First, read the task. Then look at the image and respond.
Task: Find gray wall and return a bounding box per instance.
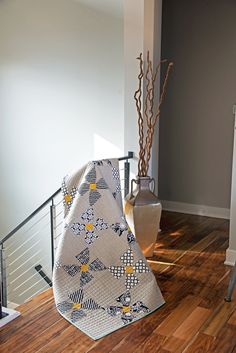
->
[159,0,236,208]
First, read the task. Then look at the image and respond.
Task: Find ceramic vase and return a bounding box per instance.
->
[125,176,162,257]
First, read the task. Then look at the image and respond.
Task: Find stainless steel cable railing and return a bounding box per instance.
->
[0,152,133,309]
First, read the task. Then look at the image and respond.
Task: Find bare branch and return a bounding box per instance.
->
[134,53,145,176]
[134,50,173,177]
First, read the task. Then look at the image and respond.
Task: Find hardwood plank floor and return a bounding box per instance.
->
[0,211,235,353]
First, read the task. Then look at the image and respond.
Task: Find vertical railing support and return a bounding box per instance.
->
[50,199,56,271]
[0,244,7,308]
[124,151,133,197]
[0,245,2,318]
[124,159,130,197]
[225,262,236,302]
[0,279,2,319]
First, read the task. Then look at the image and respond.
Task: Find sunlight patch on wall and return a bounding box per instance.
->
[93,133,123,160]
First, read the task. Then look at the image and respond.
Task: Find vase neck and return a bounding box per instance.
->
[132,176,159,206]
[137,177,152,190]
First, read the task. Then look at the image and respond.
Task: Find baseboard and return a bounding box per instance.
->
[161,200,230,220]
[0,307,20,327]
[225,248,236,266]
[7,301,19,309]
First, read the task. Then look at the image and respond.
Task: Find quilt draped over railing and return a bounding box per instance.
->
[53,159,165,340]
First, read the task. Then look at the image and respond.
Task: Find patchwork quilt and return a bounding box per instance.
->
[52,158,165,340]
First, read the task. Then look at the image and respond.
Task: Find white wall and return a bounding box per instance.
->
[124,0,162,182]
[124,0,144,176]
[0,0,124,236]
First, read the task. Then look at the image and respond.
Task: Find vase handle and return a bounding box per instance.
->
[149,178,155,194]
[131,178,138,197]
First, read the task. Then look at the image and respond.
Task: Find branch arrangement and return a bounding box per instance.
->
[134,52,173,177]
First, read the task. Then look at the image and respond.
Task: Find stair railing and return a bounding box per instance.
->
[0,152,134,310]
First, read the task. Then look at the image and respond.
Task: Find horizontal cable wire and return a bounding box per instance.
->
[6,210,50,251]
[7,250,41,276]
[7,228,47,258]
[19,277,50,297]
[11,271,40,292]
[7,254,51,289]
[8,240,41,266]
[55,198,63,207]
[6,220,51,257]
[26,284,50,301]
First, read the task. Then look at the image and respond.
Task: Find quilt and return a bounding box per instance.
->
[52,158,165,340]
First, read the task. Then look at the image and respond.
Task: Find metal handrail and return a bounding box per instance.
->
[0,152,134,246]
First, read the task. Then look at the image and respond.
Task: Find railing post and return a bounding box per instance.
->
[0,244,7,308]
[225,262,236,302]
[0,245,2,318]
[124,157,131,197]
[50,199,56,271]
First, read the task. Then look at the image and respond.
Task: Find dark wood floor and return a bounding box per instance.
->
[1,211,236,353]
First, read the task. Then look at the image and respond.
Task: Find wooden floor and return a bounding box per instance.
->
[1,211,236,353]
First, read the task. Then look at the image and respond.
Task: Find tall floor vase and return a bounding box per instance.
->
[124,176,162,257]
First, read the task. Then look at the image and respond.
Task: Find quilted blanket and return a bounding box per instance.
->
[53,159,165,340]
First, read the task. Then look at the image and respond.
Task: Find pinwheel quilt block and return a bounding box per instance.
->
[108,249,150,289]
[78,166,108,206]
[62,247,106,287]
[69,207,109,245]
[107,291,150,324]
[57,289,103,323]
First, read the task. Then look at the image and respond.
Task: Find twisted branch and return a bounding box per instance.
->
[134,53,145,176]
[145,61,173,172]
[134,51,173,176]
